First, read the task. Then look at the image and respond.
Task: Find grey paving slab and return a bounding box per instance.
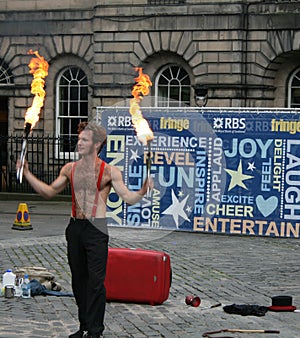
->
[0,198,299,338]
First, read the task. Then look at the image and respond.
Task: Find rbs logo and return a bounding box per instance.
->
[108,115,132,127]
[213,117,246,131]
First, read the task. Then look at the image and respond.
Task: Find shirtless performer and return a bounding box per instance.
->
[17,122,152,338]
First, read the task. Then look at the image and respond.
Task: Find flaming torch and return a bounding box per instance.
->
[129,67,154,196]
[16,50,49,183]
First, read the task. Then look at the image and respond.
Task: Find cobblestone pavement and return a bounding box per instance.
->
[0,198,299,338]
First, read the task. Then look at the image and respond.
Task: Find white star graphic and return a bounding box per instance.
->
[186,205,192,213]
[247,162,256,171]
[162,190,190,228]
[224,160,254,191]
[129,149,141,162]
[178,190,184,197]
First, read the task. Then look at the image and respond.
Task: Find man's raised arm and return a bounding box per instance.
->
[17,160,70,199]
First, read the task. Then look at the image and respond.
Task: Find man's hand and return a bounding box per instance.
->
[141,176,154,196]
[16,158,29,177]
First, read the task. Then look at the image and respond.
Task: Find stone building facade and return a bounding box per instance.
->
[0,0,300,138]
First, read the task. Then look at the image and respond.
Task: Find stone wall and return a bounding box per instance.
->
[0,0,299,134]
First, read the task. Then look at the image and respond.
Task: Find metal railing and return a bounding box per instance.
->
[0,135,77,194]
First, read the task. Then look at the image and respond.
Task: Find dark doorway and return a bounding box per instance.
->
[0,96,8,191]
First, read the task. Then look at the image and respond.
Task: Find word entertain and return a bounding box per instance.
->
[194,217,299,238]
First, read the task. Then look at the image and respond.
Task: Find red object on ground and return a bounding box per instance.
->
[185,295,201,307]
[105,247,171,305]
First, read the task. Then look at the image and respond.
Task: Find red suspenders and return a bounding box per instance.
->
[70,160,105,218]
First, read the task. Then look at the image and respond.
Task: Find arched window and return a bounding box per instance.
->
[56,67,88,154]
[155,65,191,107]
[288,67,300,108]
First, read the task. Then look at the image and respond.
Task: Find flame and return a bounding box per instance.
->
[24,50,49,129]
[129,67,154,145]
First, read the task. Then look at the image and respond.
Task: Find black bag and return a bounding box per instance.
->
[223,304,269,316]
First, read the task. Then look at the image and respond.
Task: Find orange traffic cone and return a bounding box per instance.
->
[12,203,33,230]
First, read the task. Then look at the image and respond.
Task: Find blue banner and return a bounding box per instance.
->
[101,108,300,238]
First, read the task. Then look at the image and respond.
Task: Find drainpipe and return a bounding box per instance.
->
[241,1,250,107]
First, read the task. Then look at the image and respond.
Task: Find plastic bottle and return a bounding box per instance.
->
[2,269,16,288]
[21,274,31,299]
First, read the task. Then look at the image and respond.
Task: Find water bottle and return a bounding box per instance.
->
[21,274,31,299]
[2,269,16,288]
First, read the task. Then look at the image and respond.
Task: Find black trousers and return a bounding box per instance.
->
[65,218,109,336]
